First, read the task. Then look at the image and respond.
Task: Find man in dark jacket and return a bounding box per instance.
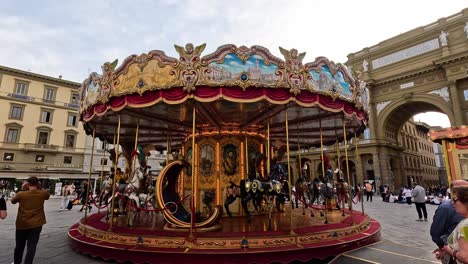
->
[430,180,468,263]
[11,176,50,264]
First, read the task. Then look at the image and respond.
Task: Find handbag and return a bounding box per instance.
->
[67,200,73,210]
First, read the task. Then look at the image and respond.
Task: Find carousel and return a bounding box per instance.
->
[68,43,381,264]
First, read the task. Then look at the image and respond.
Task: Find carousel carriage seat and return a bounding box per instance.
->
[156,160,222,230]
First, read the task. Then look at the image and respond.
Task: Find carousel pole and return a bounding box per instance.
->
[342,115,354,225]
[84,128,96,221]
[132,120,140,179]
[320,116,328,224]
[267,120,270,175]
[245,136,249,177]
[109,115,121,231]
[285,108,294,234]
[335,127,341,173]
[335,126,345,217]
[189,104,196,240]
[297,124,302,181]
[307,146,312,180]
[354,130,364,215]
[98,141,106,214]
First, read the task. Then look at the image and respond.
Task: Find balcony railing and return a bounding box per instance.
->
[0,142,84,153]
[24,143,59,152]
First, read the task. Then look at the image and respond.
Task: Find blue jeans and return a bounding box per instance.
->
[14,226,42,264]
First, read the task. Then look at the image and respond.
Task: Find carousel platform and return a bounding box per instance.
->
[68,205,380,264]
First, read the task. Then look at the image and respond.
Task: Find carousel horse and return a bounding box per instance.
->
[307,178,325,217]
[202,189,216,216]
[224,171,290,222]
[293,176,309,215]
[335,177,349,214]
[98,176,113,206]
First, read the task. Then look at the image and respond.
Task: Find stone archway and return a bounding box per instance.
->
[377,94,454,142]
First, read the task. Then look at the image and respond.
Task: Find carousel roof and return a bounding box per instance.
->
[79,43,369,150]
[429,126,468,143]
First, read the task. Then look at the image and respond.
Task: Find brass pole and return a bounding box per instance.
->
[353,131,359,190]
[320,117,328,224]
[320,118,325,178]
[267,120,270,175]
[98,141,106,214]
[245,136,249,177]
[442,139,452,186]
[131,121,140,181]
[342,116,354,225]
[109,115,121,231]
[285,108,294,234]
[354,131,364,215]
[189,104,196,240]
[84,128,96,221]
[335,127,341,172]
[297,124,302,181]
[166,133,170,164]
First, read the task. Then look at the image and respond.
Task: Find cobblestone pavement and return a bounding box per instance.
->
[0,195,440,264]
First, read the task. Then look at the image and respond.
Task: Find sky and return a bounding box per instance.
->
[1,0,465,128]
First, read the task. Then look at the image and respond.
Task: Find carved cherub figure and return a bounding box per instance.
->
[174,43,206,70]
[279,47,306,74]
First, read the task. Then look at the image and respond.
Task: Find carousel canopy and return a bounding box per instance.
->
[79,44,369,150]
[429,126,468,144]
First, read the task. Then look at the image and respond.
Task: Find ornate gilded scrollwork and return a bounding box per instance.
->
[279,47,307,95]
[100,59,118,103]
[174,43,206,92]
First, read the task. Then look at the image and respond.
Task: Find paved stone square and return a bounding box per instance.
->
[0,195,440,263]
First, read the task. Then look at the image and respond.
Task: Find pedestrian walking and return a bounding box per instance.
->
[11,176,50,264]
[431,180,468,264]
[59,182,72,211]
[365,181,373,202]
[412,182,428,221]
[0,195,7,219]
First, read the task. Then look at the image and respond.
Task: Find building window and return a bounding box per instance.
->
[35,154,45,162]
[63,156,72,164]
[6,128,19,143]
[43,86,57,102]
[14,81,28,95]
[37,131,49,145]
[65,134,76,148]
[364,128,370,139]
[67,113,77,127]
[40,109,54,124]
[71,92,80,104]
[464,90,468,101]
[101,158,108,165]
[9,105,24,120]
[3,153,14,161]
